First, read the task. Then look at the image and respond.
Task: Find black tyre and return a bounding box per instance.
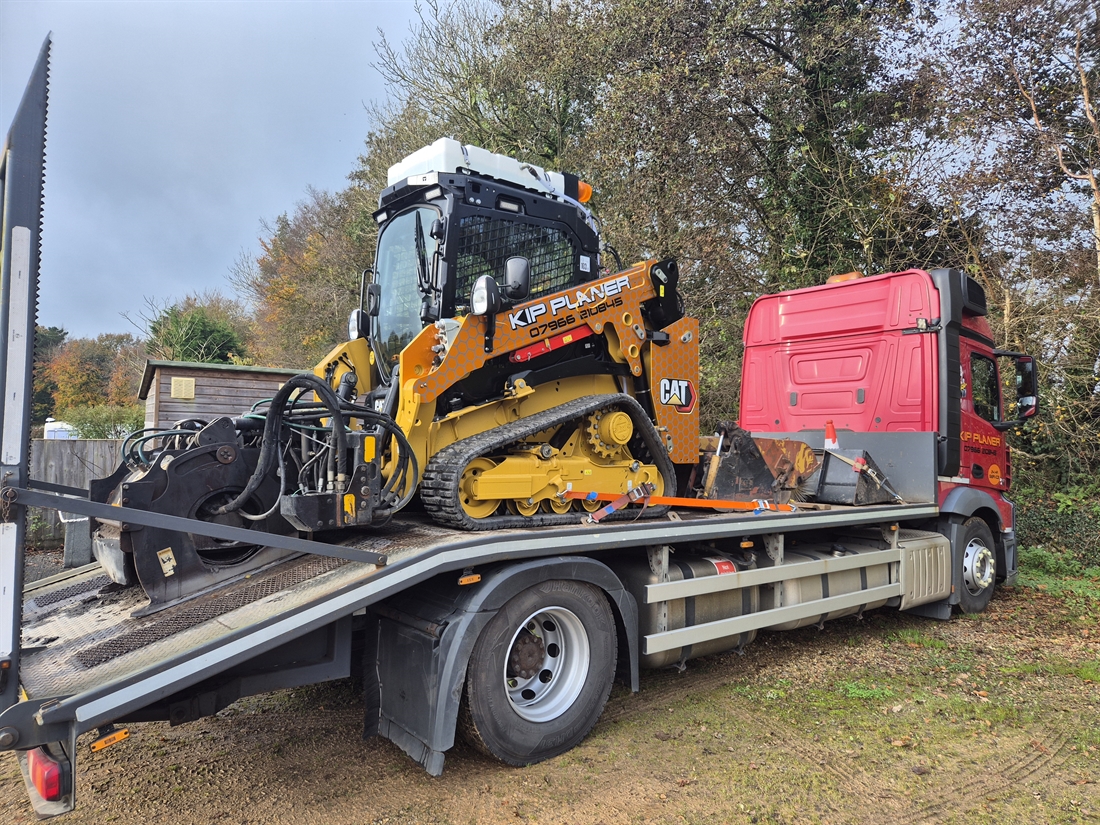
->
[955,516,997,614]
[458,580,617,765]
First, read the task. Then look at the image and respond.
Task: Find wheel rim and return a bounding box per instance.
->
[504,606,590,723]
[962,538,995,595]
[579,496,602,513]
[459,458,500,519]
[543,497,572,514]
[507,498,540,517]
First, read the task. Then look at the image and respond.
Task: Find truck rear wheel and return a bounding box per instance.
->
[458,580,616,765]
[956,517,996,614]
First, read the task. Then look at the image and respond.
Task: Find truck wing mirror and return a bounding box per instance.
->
[503,256,531,302]
[994,350,1039,427]
[1015,356,1038,420]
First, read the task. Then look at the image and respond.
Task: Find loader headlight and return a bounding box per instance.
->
[347,308,368,341]
[470,274,501,317]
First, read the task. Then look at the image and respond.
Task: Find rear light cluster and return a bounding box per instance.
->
[27,746,68,802]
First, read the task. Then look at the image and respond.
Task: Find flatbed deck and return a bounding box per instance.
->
[16,501,937,734]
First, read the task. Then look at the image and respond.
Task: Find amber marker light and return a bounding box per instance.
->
[458,569,482,585]
[826,271,864,284]
[577,180,593,203]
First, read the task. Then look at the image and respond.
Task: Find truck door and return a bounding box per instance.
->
[959,341,1009,493]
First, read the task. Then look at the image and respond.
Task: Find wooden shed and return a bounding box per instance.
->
[139,360,302,431]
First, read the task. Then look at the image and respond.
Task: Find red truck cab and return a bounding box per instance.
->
[739,268,1038,611]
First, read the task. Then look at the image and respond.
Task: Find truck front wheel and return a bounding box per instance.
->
[956,517,996,614]
[458,580,617,765]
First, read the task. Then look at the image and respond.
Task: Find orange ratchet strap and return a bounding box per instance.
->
[566,488,797,520]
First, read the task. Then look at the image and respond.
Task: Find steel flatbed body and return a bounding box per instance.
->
[11,500,937,738]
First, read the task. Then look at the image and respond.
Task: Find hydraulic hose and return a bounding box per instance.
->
[213,372,349,516]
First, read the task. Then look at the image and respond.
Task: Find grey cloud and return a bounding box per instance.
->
[1,0,416,338]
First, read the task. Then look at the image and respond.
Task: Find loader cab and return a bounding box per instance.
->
[359,139,602,386]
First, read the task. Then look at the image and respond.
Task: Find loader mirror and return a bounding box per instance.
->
[503,256,531,301]
[471,274,501,317]
[357,266,373,300]
[365,283,382,318]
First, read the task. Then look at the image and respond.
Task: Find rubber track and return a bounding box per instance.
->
[420,394,676,530]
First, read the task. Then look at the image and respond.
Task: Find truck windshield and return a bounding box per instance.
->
[372,206,437,381]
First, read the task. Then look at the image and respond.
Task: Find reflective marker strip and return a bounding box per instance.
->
[1,523,16,657]
[2,227,32,464]
[89,728,129,752]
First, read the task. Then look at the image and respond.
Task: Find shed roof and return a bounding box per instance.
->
[138,360,302,400]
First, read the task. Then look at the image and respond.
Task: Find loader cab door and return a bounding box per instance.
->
[959,341,1009,493]
[372,206,439,382]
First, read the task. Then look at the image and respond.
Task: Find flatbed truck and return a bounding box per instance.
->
[0,41,1037,817]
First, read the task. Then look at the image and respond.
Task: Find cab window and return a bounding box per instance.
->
[970,354,1001,423]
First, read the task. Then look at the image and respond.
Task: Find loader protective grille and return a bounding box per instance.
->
[452,214,576,305]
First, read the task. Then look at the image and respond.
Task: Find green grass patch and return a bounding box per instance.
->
[998,657,1098,681]
[1075,659,1100,682]
[1016,545,1100,619]
[837,680,894,700]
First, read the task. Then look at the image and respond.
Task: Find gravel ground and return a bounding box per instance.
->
[21,547,64,583]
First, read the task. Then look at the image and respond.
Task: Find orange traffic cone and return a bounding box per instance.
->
[824,420,839,450]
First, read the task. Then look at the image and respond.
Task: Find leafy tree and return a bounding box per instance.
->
[231,188,370,367]
[935,0,1100,483]
[146,301,246,364]
[32,325,67,424]
[57,404,145,439]
[45,334,143,411]
[372,0,603,169]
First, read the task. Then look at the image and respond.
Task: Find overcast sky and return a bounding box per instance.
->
[1,0,418,339]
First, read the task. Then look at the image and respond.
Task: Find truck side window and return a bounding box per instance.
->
[970,354,1001,423]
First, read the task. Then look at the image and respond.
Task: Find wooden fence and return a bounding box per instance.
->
[28,439,122,547]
